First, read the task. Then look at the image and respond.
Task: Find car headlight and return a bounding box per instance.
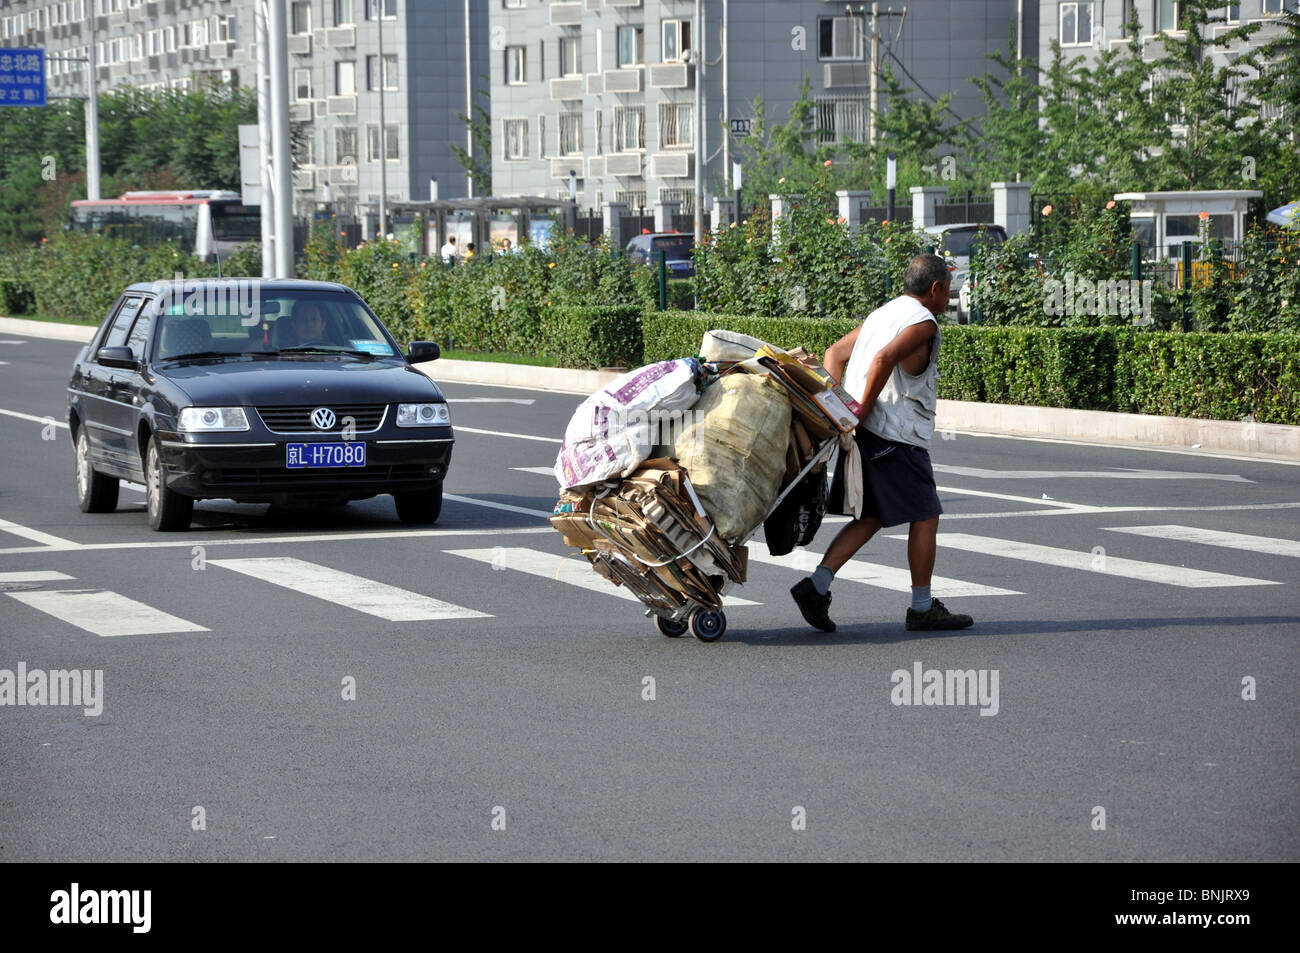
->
[396,402,451,427]
[178,407,249,432]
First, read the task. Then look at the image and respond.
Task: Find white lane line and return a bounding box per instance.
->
[747,550,1021,598]
[454,426,561,444]
[0,339,28,344]
[943,428,1300,467]
[5,589,208,636]
[0,517,79,550]
[1104,525,1300,559]
[444,547,761,607]
[511,467,556,477]
[0,407,67,428]
[209,556,490,621]
[894,533,1280,588]
[444,493,555,519]
[933,465,1252,483]
[934,485,1095,511]
[0,570,75,583]
[448,398,536,405]
[0,525,555,556]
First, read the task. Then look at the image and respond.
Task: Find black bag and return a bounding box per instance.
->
[764,468,828,556]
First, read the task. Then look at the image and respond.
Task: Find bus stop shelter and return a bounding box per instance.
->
[387,198,576,256]
[1114,190,1263,259]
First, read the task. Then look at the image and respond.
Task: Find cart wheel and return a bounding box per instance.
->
[690,609,727,642]
[654,615,689,638]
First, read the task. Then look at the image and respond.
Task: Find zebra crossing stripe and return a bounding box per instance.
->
[746,551,1021,598]
[904,533,1280,588]
[5,589,209,636]
[0,571,75,583]
[443,547,761,607]
[1103,525,1300,559]
[209,556,490,621]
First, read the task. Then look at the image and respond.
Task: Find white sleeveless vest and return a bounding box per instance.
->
[840,295,940,449]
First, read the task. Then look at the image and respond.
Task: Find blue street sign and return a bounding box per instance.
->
[0,49,47,107]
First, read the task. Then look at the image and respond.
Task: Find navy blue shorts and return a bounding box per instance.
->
[828,428,943,528]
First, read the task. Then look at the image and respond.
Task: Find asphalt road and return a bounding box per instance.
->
[1,332,1297,861]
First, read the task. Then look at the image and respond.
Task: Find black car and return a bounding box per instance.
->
[624,232,695,278]
[67,279,452,531]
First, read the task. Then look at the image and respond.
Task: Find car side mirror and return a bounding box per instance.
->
[406,341,440,363]
[97,346,138,370]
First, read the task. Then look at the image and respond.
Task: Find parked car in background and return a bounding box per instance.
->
[67,279,452,531]
[922,223,1008,323]
[624,232,696,278]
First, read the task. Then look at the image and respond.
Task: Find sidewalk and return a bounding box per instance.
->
[4,314,1296,463]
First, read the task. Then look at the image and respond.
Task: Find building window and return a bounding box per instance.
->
[1158,1,1187,31]
[559,111,583,155]
[538,113,548,158]
[1222,4,1241,23]
[617,26,643,67]
[658,102,693,148]
[294,67,312,100]
[295,134,316,167]
[559,35,582,76]
[147,29,160,55]
[366,123,399,160]
[334,0,354,27]
[292,1,311,34]
[661,19,691,62]
[503,118,529,160]
[1060,2,1093,46]
[613,105,645,150]
[192,18,209,47]
[815,96,868,144]
[504,0,525,8]
[506,46,526,85]
[1263,0,1284,14]
[164,26,176,52]
[335,126,358,164]
[364,0,396,19]
[818,16,864,61]
[335,60,356,95]
[595,108,604,155]
[366,54,398,90]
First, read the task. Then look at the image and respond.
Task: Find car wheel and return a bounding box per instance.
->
[145,436,193,532]
[75,427,119,513]
[394,483,443,524]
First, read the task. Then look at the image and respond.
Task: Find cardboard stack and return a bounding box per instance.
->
[550,458,748,615]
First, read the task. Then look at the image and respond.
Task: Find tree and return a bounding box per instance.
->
[450,78,492,196]
[967,24,1046,186]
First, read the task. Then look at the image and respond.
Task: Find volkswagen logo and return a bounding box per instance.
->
[311,407,337,431]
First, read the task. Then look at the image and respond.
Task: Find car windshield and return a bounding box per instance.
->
[941,227,1006,258]
[651,236,694,259]
[152,289,400,361]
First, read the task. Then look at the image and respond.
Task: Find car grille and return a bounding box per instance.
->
[204,464,432,486]
[255,404,387,434]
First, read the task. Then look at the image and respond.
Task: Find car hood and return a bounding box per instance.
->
[158,358,444,406]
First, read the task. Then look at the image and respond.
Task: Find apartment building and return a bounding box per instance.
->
[0,0,488,215]
[488,0,1036,215]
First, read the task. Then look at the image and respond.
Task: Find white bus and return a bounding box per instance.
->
[68,191,260,260]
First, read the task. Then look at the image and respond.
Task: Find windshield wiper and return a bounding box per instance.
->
[158,350,280,365]
[278,345,380,360]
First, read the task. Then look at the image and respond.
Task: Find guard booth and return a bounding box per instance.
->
[1114,190,1263,259]
[387,197,579,257]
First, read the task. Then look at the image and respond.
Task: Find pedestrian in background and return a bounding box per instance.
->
[439,235,459,265]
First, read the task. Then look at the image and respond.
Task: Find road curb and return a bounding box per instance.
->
[5,314,1296,462]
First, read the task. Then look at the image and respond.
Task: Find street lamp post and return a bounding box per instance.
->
[886,151,897,223]
[732,161,742,226]
[569,169,579,235]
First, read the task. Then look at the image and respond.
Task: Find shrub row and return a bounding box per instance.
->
[642,312,1300,426]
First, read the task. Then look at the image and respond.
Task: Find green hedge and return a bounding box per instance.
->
[541,305,643,369]
[0,277,35,315]
[643,312,1300,425]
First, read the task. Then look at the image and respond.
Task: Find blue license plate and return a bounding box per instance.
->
[286,442,366,468]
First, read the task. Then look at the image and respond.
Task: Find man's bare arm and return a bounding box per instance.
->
[822,325,862,384]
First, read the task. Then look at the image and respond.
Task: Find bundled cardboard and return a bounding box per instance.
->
[551,459,747,614]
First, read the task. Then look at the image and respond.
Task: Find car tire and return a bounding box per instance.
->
[75,427,119,513]
[145,436,193,532]
[394,483,443,524]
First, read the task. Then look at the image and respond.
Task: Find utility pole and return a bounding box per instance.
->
[268,0,293,277]
[869,1,879,145]
[693,0,704,247]
[464,0,473,197]
[256,2,274,277]
[376,0,388,238]
[85,6,100,200]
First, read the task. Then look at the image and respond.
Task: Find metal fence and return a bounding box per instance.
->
[935,192,993,226]
[859,203,913,225]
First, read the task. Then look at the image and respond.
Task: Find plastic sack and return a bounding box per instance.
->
[555,358,702,489]
[673,374,792,541]
[699,329,773,363]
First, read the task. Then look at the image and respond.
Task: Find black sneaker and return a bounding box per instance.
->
[905,598,974,631]
[791,578,836,633]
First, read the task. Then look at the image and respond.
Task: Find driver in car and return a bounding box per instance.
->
[290,302,329,346]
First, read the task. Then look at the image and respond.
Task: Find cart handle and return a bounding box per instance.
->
[737,437,839,547]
